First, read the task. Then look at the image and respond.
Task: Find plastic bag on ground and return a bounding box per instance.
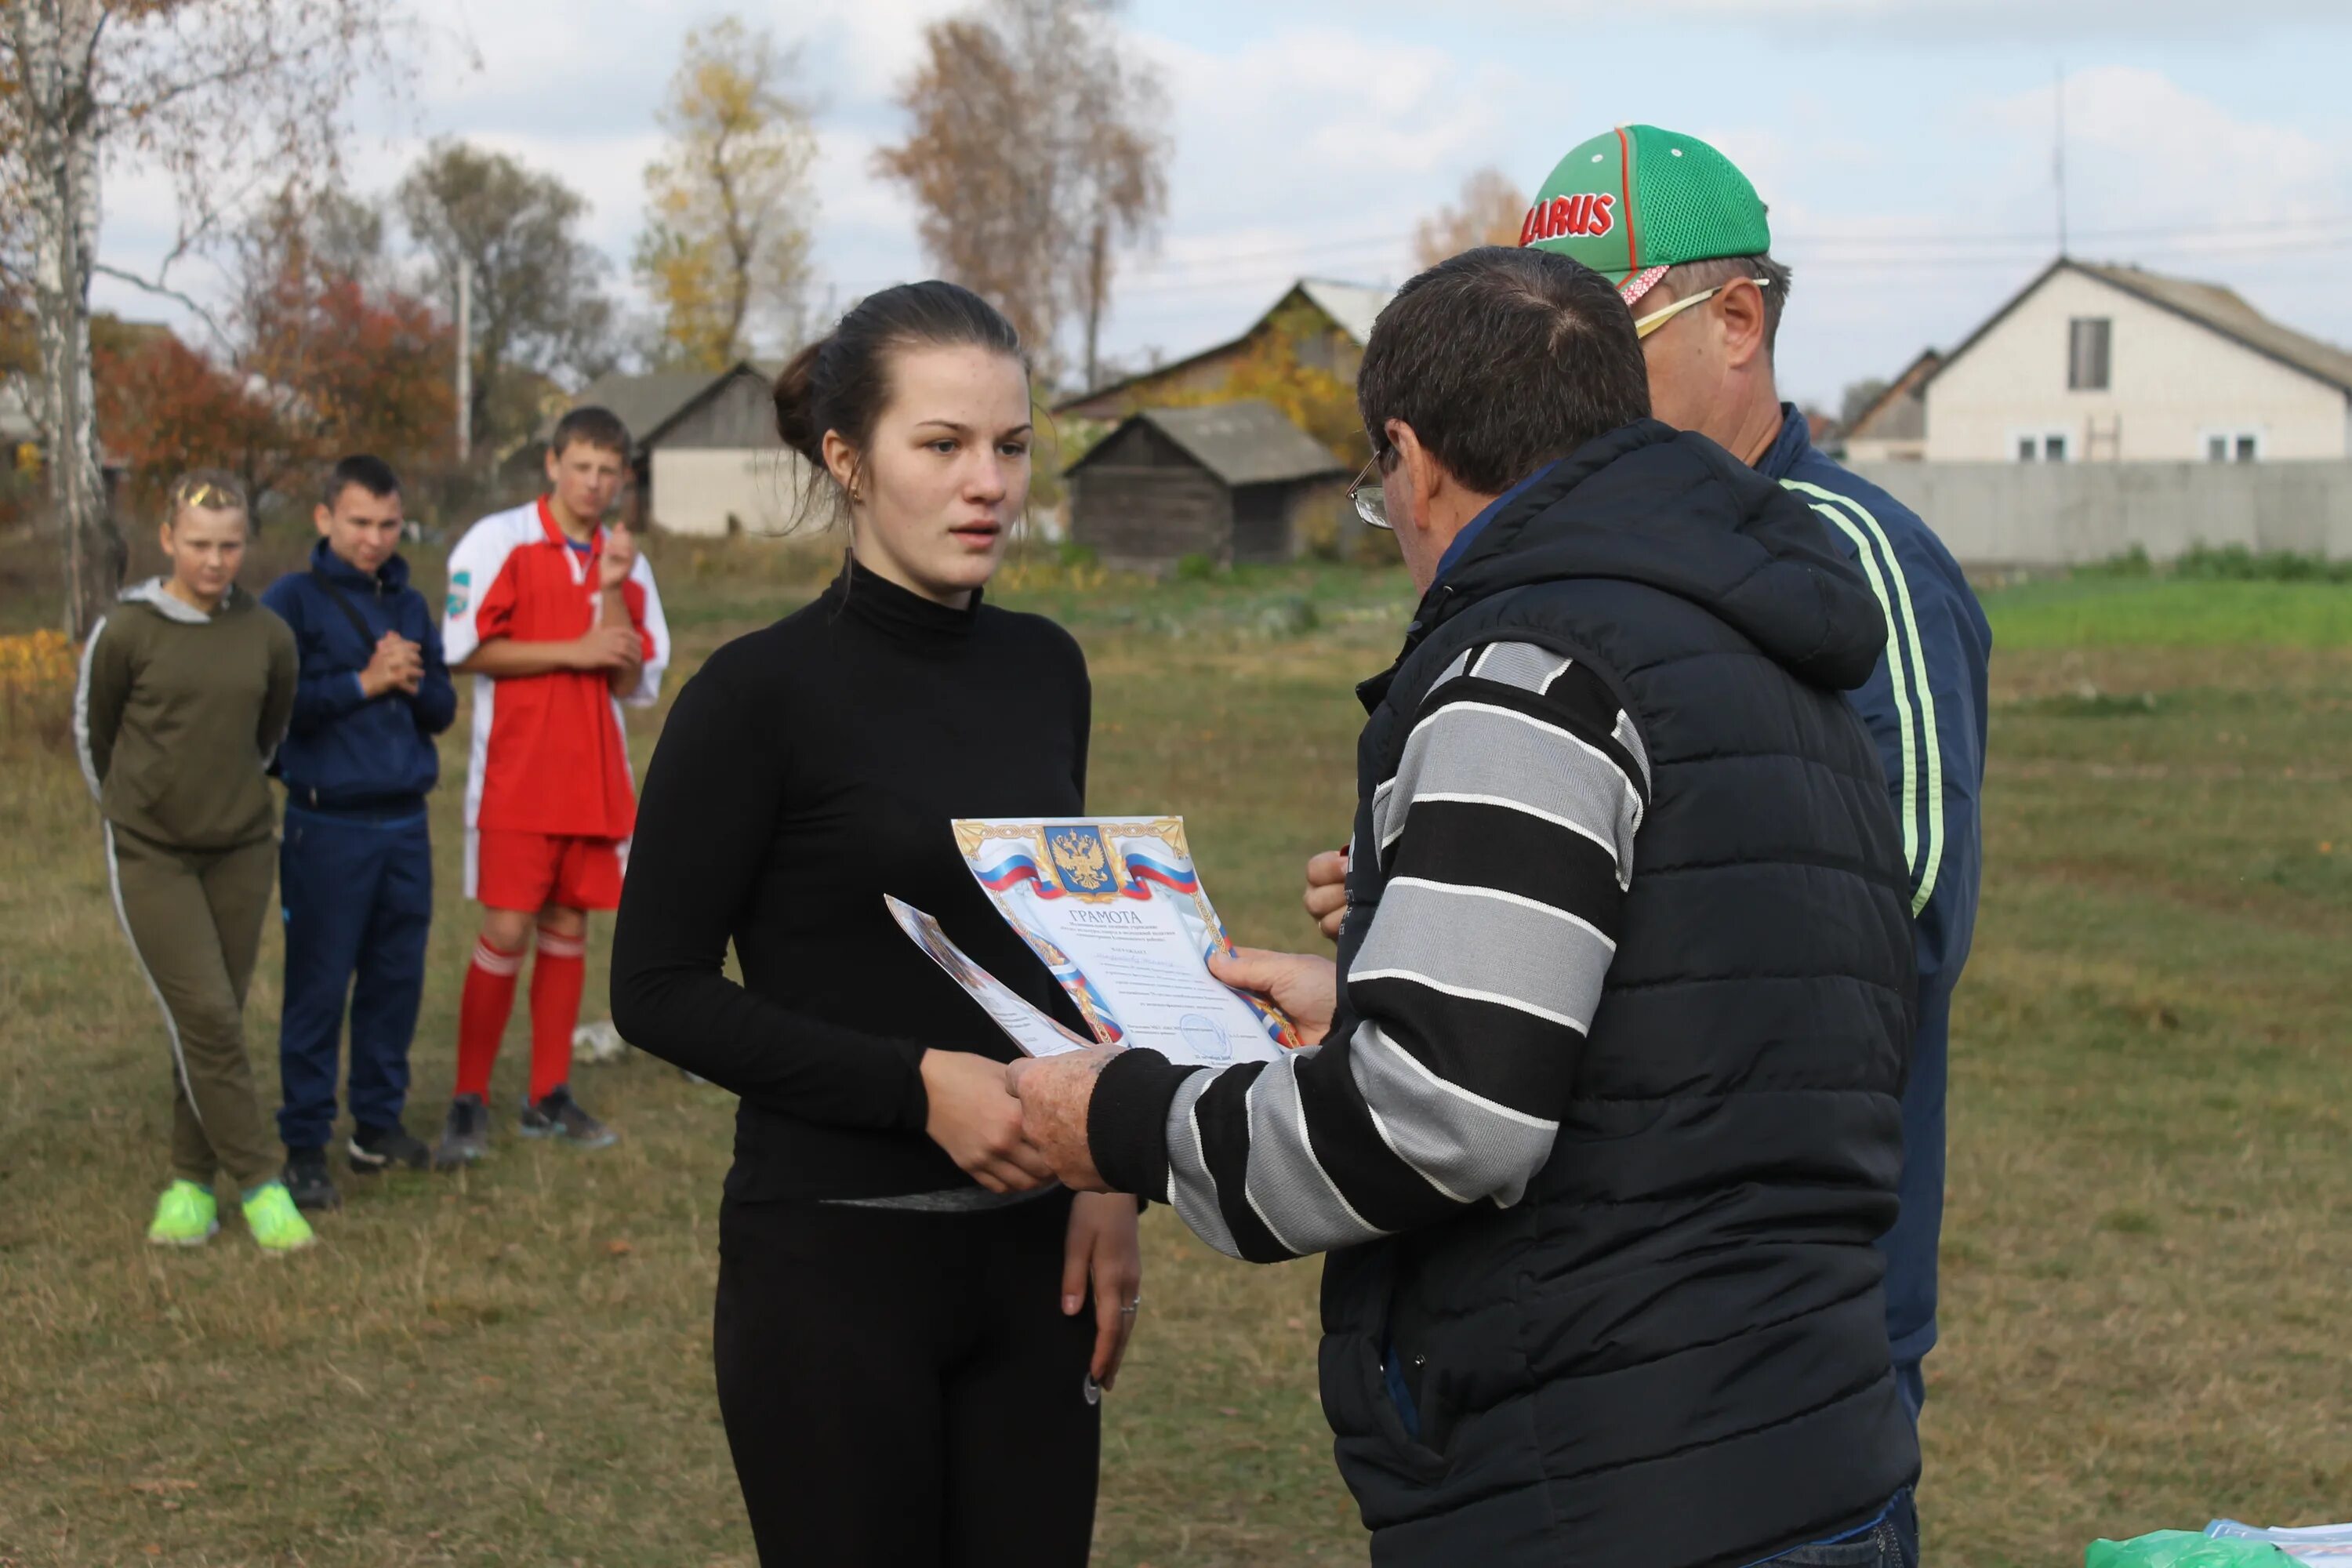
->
[2086,1533,2294,1567]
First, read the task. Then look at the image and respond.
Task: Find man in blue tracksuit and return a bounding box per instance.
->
[1310,132,1989,1549]
[263,455,456,1211]
[1515,129,1993,1439]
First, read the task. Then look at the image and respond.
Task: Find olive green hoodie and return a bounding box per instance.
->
[74,579,299,850]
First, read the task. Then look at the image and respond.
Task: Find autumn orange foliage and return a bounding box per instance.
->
[96,256,454,520]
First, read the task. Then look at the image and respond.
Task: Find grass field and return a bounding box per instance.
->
[2,532,2348,1567]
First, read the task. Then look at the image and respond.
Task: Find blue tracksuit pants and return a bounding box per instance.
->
[276,804,432,1151]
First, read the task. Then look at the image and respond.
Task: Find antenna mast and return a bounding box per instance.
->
[455,261,473,466]
[2054,63,2068,258]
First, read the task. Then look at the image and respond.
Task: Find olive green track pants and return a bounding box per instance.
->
[103,822,280,1192]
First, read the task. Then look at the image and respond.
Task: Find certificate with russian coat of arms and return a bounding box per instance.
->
[884,895,1098,1059]
[942,816,1302,1066]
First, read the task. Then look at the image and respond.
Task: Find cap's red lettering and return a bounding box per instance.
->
[1588,192,1615,238]
[1548,196,1572,238]
[1519,205,1541,246]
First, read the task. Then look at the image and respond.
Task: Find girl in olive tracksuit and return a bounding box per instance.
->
[74,471,314,1252]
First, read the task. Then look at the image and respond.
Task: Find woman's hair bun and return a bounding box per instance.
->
[771,339,829,464]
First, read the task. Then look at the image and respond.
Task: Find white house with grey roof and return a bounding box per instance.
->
[552,361,810,536]
[1923,259,2352,464]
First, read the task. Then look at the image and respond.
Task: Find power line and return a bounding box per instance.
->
[816,213,2352,315]
[1075,214,2352,303]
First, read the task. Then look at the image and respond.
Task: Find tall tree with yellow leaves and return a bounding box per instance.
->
[1412,167,1530,270]
[633,18,816,369]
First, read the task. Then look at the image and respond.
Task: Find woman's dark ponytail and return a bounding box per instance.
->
[773,281,1025,521]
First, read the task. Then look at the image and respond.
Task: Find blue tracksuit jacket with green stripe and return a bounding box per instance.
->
[1760,405,1991,1401]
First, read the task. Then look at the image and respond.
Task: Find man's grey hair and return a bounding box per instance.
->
[1659,253,1793,359]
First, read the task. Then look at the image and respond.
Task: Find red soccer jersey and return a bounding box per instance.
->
[441,498,670,844]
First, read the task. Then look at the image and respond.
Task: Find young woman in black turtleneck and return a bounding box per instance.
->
[609,282,1139,1566]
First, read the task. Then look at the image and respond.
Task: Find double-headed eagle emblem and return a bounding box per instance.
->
[1050,829,1112,891]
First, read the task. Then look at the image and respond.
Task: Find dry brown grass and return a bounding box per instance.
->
[2,543,2347,1566]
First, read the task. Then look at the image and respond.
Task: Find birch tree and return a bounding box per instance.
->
[0,0,397,633]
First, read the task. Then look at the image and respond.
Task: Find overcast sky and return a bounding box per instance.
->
[90,0,2352,407]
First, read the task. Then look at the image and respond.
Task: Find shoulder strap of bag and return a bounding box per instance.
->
[310,565,381,653]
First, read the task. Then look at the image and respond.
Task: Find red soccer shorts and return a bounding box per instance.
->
[470,828,625,912]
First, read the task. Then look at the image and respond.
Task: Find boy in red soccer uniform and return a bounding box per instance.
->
[431,407,669,1167]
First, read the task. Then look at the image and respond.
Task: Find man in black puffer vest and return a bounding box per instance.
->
[1010,246,1920,1567]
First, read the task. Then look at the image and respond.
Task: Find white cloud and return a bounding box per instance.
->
[1335,0,2349,39]
[1987,65,2351,234]
[1075,25,1522,368]
[79,5,2352,408]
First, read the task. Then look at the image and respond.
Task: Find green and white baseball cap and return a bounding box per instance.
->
[1519,125,1771,307]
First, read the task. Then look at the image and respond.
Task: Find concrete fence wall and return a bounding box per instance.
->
[1846,461,2352,568]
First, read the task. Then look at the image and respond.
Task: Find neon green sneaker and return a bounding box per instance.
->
[147,1180,220,1247]
[241,1181,318,1254]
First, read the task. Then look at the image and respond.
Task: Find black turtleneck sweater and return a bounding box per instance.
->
[610,558,1090,1202]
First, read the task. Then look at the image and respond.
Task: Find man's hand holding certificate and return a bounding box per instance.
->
[1007,944,1338,1191]
[890,816,1302,1067]
[887,815,1321,1194]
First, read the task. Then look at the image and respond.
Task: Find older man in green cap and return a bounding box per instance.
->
[1319,138,1988,1485]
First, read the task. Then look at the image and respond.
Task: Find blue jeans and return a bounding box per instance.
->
[1769,1491,1918,1567]
[276,806,431,1150]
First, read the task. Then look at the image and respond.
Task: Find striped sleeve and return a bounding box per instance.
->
[1094,641,1650,1263]
[74,614,128,801]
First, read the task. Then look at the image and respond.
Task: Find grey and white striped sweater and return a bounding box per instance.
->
[1092,640,1650,1262]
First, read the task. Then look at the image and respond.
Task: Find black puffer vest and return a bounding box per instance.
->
[1320,423,1920,1567]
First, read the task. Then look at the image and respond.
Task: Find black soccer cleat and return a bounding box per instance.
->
[517,1085,618,1150]
[349,1121,430,1174]
[431,1094,492,1171]
[282,1146,343,1212]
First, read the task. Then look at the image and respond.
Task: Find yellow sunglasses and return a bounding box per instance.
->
[1632,274,1775,340]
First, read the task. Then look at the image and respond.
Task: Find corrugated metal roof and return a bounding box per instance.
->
[1296,279,1393,346]
[564,369,726,450]
[547,361,777,450]
[1070,400,1348,486]
[1846,349,1942,442]
[1053,278,1395,414]
[2071,262,2352,396]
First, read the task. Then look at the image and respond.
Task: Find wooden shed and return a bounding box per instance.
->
[1065,401,1348,571]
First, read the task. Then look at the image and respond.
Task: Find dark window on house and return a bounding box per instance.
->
[2067,318,2111,390]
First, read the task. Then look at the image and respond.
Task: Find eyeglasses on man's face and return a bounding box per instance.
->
[1632,272,1775,341]
[1350,447,1394,532]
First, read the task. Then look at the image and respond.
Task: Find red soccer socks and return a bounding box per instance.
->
[528,925,586,1104]
[454,935,525,1100]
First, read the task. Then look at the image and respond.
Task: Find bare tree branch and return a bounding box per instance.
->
[91,260,230,348]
